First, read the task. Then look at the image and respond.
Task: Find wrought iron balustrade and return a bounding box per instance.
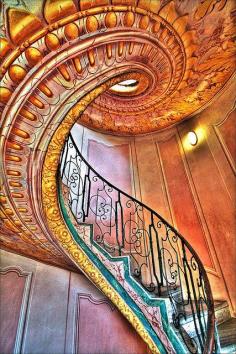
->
[59,132,216,354]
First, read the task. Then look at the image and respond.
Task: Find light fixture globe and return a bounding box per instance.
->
[187,131,198,146]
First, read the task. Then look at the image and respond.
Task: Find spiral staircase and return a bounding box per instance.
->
[55,131,218,354]
[0,0,235,353]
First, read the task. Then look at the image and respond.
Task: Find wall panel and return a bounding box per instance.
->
[77,294,148,354]
[22,263,70,354]
[134,135,172,223]
[0,250,150,354]
[158,134,214,270]
[88,140,132,193]
[214,107,236,169]
[0,269,27,354]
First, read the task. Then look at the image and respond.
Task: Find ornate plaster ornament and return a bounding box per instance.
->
[0,0,235,351]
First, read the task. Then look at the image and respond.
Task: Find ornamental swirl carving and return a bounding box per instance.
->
[0,0,234,351]
[41,81,161,354]
[0,0,235,135]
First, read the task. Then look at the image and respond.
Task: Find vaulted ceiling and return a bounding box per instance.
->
[1,0,236,135]
[0,0,235,267]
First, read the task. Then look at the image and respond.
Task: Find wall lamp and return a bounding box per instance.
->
[187,131,198,146]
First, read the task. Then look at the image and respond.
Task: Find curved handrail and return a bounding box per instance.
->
[59,132,216,354]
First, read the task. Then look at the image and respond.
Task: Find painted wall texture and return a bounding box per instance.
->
[72,77,236,316]
[0,249,150,354]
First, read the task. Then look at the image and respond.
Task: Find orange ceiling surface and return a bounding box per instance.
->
[0,0,235,266]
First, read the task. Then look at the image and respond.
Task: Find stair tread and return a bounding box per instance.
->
[178,300,228,316]
[160,286,228,312]
[214,300,229,309]
[218,318,236,347]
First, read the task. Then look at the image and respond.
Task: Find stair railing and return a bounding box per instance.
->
[59,132,216,353]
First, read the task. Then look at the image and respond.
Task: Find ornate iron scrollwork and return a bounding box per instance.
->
[59,133,216,354]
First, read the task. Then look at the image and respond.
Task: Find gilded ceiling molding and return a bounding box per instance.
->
[1,1,162,265]
[0,0,234,349]
[0,1,235,134]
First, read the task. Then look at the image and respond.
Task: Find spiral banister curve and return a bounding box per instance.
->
[0,1,234,352]
[59,131,217,354]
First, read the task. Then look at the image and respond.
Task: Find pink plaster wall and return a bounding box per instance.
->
[0,250,150,354]
[0,271,26,354]
[77,295,148,354]
[88,140,132,193]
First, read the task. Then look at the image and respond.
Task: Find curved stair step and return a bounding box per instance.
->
[218,318,236,353]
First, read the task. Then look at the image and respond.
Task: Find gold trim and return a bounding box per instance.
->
[42,79,160,354]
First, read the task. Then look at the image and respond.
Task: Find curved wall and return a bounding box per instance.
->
[72,77,236,315]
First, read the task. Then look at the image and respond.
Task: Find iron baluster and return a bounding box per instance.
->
[59,132,216,354]
[182,241,204,351]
